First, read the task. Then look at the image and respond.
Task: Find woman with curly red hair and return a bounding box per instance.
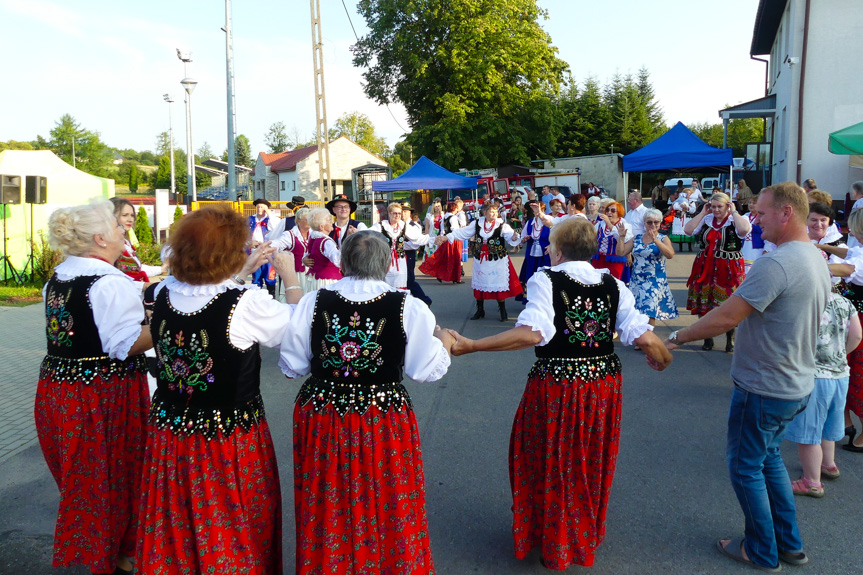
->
[137,205,302,574]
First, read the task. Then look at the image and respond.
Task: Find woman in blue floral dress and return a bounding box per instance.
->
[629,208,679,325]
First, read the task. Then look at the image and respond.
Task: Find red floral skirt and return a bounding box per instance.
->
[419,239,462,282]
[686,253,745,316]
[847,314,863,418]
[509,370,623,569]
[474,258,523,300]
[137,421,282,575]
[293,401,434,575]
[34,368,150,573]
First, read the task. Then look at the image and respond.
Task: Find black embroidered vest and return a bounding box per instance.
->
[444,214,455,235]
[839,281,863,312]
[149,287,264,439]
[531,270,622,381]
[473,220,508,261]
[381,224,407,258]
[699,223,743,258]
[298,289,411,416]
[40,274,147,385]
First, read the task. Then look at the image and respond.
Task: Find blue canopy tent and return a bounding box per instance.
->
[622,122,733,173]
[372,155,479,191]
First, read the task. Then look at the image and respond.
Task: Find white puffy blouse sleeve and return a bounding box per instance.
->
[278,291,318,378]
[448,221,477,242]
[89,274,146,360]
[403,295,450,382]
[845,246,863,285]
[321,236,341,266]
[230,289,295,349]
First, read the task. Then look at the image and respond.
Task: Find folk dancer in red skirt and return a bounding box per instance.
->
[684,192,750,351]
[445,218,671,570]
[279,231,455,575]
[420,200,465,283]
[591,201,633,280]
[110,197,165,288]
[36,202,153,575]
[370,202,434,289]
[137,206,303,575]
[823,209,863,452]
[437,201,522,321]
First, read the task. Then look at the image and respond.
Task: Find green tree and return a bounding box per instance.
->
[265,122,290,153]
[197,141,214,161]
[0,140,34,151]
[222,134,253,167]
[385,140,414,176]
[690,117,763,157]
[155,131,174,157]
[329,112,388,157]
[129,164,139,192]
[173,205,184,223]
[37,114,112,176]
[133,206,153,245]
[353,0,568,169]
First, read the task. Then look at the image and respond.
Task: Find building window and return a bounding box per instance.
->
[280,181,285,191]
[292,181,296,191]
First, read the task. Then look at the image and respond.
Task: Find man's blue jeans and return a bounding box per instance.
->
[726,385,809,568]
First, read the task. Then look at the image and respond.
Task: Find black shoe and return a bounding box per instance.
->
[841,441,863,453]
[498,301,508,322]
[702,338,714,351]
[845,425,857,440]
[470,300,485,320]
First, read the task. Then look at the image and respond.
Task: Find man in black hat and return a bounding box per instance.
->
[282,195,306,232]
[326,194,366,249]
[249,198,280,296]
[401,203,432,307]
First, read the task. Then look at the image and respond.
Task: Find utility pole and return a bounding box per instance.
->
[310,0,333,199]
[224,0,237,199]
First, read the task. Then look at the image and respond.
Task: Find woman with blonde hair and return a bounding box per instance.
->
[109,197,164,287]
[36,201,153,575]
[683,191,751,351]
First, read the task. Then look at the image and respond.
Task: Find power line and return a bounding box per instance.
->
[339,0,409,135]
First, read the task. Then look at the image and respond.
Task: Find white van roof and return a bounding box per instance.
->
[664,177,695,187]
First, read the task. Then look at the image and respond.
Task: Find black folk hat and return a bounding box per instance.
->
[325,194,358,214]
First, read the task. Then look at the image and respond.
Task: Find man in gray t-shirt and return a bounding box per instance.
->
[664,183,826,571]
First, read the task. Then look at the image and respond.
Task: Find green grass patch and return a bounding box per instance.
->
[0,284,43,307]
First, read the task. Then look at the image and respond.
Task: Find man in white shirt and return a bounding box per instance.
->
[624,190,648,237]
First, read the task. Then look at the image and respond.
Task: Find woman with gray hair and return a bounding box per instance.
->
[305,206,342,289]
[269,205,315,293]
[279,230,454,573]
[629,208,679,330]
[35,201,153,575]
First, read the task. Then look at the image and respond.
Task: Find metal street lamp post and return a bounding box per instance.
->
[163,94,176,201]
[177,49,197,204]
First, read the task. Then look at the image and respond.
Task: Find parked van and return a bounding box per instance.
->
[701,177,721,192]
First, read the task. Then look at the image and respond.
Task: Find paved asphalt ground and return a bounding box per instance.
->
[2,248,862,574]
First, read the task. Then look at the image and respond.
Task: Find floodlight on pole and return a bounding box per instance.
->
[163,94,176,201]
[177,49,197,204]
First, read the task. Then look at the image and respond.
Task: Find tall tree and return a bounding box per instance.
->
[264,122,290,153]
[129,164,139,192]
[385,140,414,176]
[223,134,253,167]
[197,141,214,161]
[353,0,568,169]
[329,112,388,157]
[691,118,763,157]
[38,114,112,176]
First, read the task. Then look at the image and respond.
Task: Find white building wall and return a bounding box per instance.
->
[765,0,863,197]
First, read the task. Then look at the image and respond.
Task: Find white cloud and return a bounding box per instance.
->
[0,0,84,37]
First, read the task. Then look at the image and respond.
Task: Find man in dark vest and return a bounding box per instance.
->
[326,194,367,249]
[282,195,306,232]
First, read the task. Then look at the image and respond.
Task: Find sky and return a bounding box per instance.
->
[0,0,768,163]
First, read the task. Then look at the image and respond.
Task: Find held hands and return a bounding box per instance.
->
[445,328,474,356]
[302,256,314,268]
[345,225,358,237]
[269,251,295,275]
[435,235,448,246]
[433,325,456,353]
[241,241,275,276]
[511,232,519,242]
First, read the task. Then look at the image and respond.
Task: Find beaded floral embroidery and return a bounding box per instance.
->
[561,291,612,348]
[156,321,214,397]
[45,286,74,347]
[320,310,386,378]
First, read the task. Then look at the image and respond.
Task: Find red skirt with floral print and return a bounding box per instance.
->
[847,314,863,418]
[419,239,463,282]
[686,253,745,316]
[293,401,434,575]
[509,370,623,569]
[34,368,150,574]
[137,421,282,575]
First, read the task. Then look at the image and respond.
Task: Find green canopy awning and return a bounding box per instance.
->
[829,121,863,155]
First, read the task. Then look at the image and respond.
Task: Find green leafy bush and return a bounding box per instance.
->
[134,206,153,245]
[136,242,163,266]
[31,231,64,285]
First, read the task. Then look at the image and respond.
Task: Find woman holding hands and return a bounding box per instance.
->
[684,192,750,351]
[447,218,671,570]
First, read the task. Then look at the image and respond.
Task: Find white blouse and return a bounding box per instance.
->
[843,246,863,286]
[515,260,653,347]
[279,277,450,382]
[47,256,145,360]
[370,219,433,247]
[447,217,521,247]
[153,276,294,350]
